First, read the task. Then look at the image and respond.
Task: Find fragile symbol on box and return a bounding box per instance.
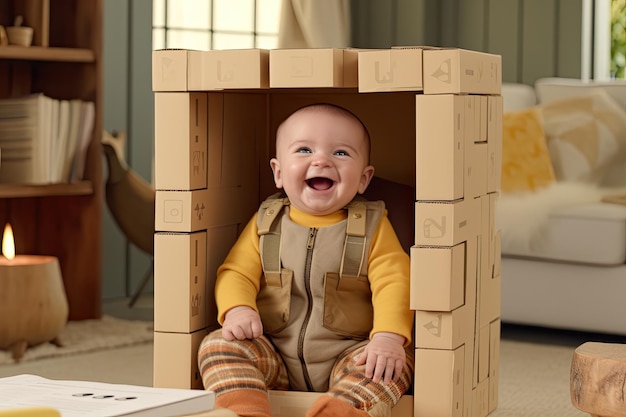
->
[424,217,446,238]
[194,203,205,220]
[424,314,443,337]
[192,151,203,175]
[158,57,176,82]
[191,292,201,317]
[431,59,451,83]
[164,200,183,223]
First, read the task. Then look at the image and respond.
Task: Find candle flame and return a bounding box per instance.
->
[2,223,15,260]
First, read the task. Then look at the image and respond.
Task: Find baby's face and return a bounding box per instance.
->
[270,109,374,216]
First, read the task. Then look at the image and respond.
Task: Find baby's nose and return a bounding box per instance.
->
[311,154,332,167]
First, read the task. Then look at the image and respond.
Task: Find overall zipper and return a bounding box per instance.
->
[298,227,317,391]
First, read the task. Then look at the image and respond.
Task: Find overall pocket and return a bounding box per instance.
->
[256,269,293,334]
[323,272,373,339]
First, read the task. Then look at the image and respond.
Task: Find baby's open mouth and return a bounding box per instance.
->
[307,177,334,191]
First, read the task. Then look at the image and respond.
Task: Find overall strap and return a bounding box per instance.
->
[339,201,367,281]
[258,196,288,287]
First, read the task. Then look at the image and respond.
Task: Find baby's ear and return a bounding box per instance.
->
[358,165,375,194]
[270,158,283,188]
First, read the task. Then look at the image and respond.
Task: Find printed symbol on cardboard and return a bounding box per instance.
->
[192,151,203,175]
[374,61,395,83]
[191,292,201,317]
[424,314,442,337]
[159,57,176,81]
[289,56,313,78]
[217,60,234,82]
[431,58,451,84]
[194,202,206,220]
[424,217,446,238]
[164,200,183,223]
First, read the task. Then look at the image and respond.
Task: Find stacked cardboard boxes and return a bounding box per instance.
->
[152,46,502,417]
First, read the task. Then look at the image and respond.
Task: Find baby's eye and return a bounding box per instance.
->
[334,150,349,156]
[296,147,312,154]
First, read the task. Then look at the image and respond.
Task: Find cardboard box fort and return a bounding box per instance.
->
[152,46,502,417]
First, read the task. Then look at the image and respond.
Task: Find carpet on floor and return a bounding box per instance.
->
[0,315,153,365]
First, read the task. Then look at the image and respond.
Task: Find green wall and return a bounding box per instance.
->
[351,0,584,84]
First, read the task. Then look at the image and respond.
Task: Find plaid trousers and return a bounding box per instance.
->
[198,329,414,411]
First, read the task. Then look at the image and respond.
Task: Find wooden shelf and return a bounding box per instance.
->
[0,45,95,62]
[0,181,93,198]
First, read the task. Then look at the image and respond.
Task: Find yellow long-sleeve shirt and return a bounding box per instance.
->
[215,203,413,345]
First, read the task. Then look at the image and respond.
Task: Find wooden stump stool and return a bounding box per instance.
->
[571,342,626,417]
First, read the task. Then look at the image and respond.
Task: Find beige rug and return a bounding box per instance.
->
[0,315,153,365]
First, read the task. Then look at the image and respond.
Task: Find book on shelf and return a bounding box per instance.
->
[0,94,95,185]
[0,374,216,417]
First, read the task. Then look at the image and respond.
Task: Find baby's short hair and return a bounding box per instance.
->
[277,103,371,160]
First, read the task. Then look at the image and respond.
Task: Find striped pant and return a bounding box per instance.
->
[198,329,414,411]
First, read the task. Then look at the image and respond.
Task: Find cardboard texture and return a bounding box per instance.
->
[358,47,424,92]
[188,49,269,90]
[414,237,478,350]
[154,92,208,190]
[154,232,208,333]
[151,47,502,417]
[423,49,502,95]
[410,243,465,311]
[487,96,503,193]
[153,49,193,92]
[414,345,465,417]
[414,198,481,247]
[153,329,208,390]
[270,48,358,88]
[416,94,465,201]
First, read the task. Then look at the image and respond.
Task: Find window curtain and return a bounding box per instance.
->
[278,0,351,48]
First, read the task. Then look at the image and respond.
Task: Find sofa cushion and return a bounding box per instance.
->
[502,201,626,266]
[540,91,626,184]
[501,107,556,192]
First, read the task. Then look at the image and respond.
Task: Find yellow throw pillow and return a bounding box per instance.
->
[501,107,556,193]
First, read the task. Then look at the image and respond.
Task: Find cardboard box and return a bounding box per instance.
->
[154,231,208,333]
[489,319,501,413]
[153,328,208,390]
[479,96,488,142]
[155,92,208,190]
[415,198,481,247]
[270,48,358,88]
[463,336,476,417]
[423,49,502,95]
[358,47,423,92]
[414,238,478,350]
[153,49,193,92]
[465,141,488,200]
[410,243,465,311]
[187,49,269,90]
[487,96,503,193]
[416,94,465,201]
[155,189,210,232]
[414,345,465,417]
[268,391,414,417]
[473,378,490,417]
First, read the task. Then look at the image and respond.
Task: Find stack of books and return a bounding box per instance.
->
[0,93,95,185]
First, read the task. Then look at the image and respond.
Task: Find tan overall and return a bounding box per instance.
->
[255,194,385,392]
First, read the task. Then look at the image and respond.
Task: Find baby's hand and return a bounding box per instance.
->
[355,332,406,385]
[222,306,263,341]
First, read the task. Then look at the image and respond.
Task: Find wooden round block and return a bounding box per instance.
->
[571,341,626,417]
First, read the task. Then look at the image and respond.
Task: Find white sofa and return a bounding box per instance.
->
[500,78,626,335]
